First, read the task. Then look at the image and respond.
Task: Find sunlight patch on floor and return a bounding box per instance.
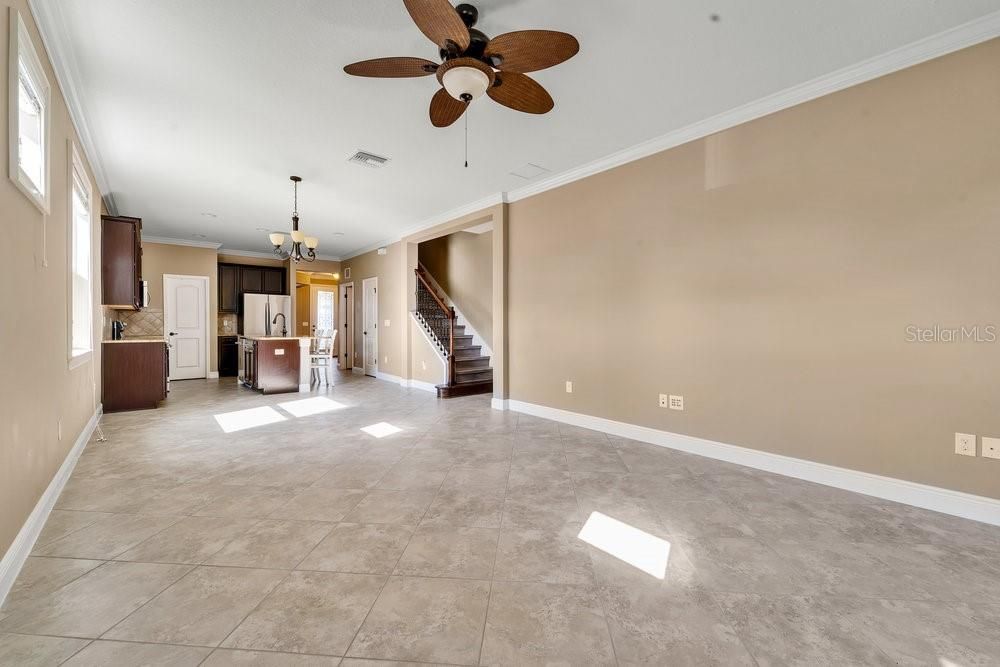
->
[361,422,403,438]
[578,511,671,579]
[214,406,287,433]
[278,396,347,417]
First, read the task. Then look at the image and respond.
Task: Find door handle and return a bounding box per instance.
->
[168,332,177,336]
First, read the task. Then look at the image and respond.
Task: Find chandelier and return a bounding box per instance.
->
[268,176,318,263]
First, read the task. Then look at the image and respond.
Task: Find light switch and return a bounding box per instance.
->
[669,395,684,411]
[565,381,573,393]
[384,319,390,327]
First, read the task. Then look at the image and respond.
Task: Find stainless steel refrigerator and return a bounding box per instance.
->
[243,294,292,337]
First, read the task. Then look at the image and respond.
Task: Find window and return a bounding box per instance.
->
[69,145,92,365]
[8,9,51,212]
[316,289,335,333]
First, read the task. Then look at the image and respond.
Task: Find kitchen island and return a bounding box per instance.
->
[238,336,310,394]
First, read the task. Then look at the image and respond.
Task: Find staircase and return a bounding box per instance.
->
[414,268,493,398]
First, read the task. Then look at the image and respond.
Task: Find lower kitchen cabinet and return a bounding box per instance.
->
[102,341,169,412]
[219,335,239,377]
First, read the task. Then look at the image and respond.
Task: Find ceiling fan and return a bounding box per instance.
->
[344,0,579,128]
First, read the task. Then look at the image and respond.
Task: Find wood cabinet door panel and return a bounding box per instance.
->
[218,264,239,313]
[241,267,263,294]
[263,268,284,294]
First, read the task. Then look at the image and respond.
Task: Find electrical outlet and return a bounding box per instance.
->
[384,319,390,328]
[57,419,62,442]
[955,433,977,457]
[982,437,1000,460]
[659,394,669,408]
[669,395,684,411]
[565,381,573,393]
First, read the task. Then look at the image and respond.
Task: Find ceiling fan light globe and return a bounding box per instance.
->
[443,66,490,101]
[290,230,306,244]
[305,236,319,249]
[269,233,286,247]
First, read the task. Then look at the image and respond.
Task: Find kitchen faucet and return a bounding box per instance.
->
[272,312,287,336]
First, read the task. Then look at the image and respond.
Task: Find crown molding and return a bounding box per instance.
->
[506,10,1000,204]
[27,0,118,215]
[342,192,507,260]
[143,236,223,250]
[217,248,287,261]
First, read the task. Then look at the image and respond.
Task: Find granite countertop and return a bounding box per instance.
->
[104,337,166,344]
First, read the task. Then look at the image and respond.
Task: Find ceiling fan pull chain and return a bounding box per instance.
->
[464,109,469,168]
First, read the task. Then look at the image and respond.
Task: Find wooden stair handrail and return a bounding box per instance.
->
[415,267,456,387]
[415,267,452,317]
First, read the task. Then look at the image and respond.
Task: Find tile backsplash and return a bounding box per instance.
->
[219,313,237,335]
[116,307,165,337]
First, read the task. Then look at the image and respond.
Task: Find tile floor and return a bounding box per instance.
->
[2,372,999,665]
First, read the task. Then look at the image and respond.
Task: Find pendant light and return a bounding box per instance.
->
[268,176,318,263]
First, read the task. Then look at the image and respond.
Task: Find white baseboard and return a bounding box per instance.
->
[207,371,219,379]
[0,405,103,607]
[406,379,439,394]
[374,371,402,385]
[506,399,1000,527]
[491,398,508,411]
[298,383,310,393]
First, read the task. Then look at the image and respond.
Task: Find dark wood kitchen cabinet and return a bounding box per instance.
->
[219,264,287,316]
[218,335,239,377]
[240,267,263,294]
[218,263,239,313]
[102,341,168,412]
[263,267,284,294]
[101,216,143,309]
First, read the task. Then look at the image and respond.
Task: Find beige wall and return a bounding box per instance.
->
[0,1,103,555]
[410,317,447,385]
[419,231,493,348]
[141,243,219,373]
[217,253,284,267]
[507,38,1000,499]
[342,245,403,375]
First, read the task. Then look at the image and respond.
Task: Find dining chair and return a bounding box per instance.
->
[310,330,337,385]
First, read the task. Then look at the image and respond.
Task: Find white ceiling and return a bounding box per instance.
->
[39,0,1000,258]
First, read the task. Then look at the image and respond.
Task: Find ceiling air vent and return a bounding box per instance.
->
[348,150,390,168]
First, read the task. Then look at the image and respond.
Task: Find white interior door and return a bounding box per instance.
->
[310,286,336,336]
[340,283,354,369]
[362,277,378,377]
[164,275,207,380]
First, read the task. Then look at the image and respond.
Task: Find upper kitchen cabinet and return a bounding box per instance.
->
[240,266,263,293]
[218,263,287,315]
[218,263,239,313]
[263,267,285,294]
[102,216,143,310]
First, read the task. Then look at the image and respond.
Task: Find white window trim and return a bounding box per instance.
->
[68,140,93,369]
[8,8,51,214]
